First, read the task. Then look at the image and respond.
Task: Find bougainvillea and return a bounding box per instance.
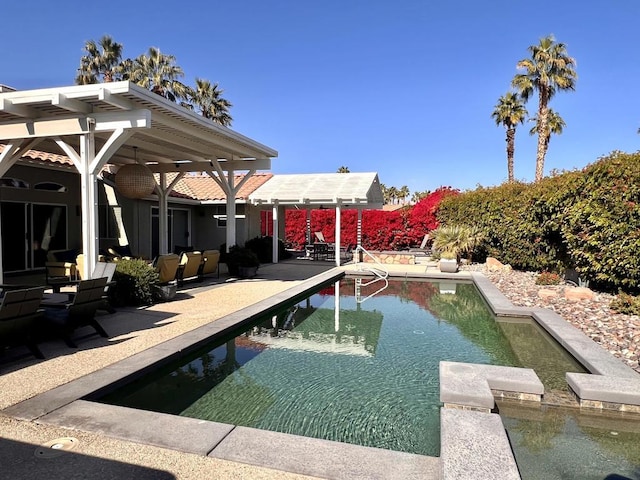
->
[278,187,457,251]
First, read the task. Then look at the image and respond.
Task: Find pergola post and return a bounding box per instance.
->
[79,133,98,280]
[335,202,342,267]
[272,200,279,263]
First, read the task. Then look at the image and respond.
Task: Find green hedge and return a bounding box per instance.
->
[437,151,640,293]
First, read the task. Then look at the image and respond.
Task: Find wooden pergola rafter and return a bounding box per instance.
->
[0,81,277,280]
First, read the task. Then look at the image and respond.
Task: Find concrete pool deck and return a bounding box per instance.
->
[1,260,639,479]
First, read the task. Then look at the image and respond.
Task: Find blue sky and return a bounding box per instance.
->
[3,1,640,194]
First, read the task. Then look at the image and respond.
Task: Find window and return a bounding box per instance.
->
[0,178,29,188]
[34,182,67,192]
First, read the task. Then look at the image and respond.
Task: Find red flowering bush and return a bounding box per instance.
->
[281,187,457,251]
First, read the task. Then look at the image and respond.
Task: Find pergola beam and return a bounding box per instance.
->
[0,110,151,140]
[0,98,39,118]
[52,93,93,114]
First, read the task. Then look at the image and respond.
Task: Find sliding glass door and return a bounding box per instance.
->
[1,202,67,272]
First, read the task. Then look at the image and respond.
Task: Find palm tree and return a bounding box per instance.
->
[529,109,565,160]
[75,35,124,84]
[491,92,528,182]
[337,166,350,173]
[387,186,398,204]
[186,78,233,126]
[398,185,410,204]
[411,190,429,204]
[512,35,577,182]
[126,47,189,102]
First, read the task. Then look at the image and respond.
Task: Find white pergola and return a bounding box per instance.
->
[249,172,384,265]
[0,81,277,281]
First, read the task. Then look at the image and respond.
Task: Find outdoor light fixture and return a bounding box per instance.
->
[115,147,156,199]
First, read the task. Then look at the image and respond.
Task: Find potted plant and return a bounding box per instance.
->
[432,225,482,273]
[225,246,260,278]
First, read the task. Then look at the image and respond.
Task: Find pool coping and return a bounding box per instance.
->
[2,268,639,480]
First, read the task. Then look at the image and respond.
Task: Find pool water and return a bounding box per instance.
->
[99,277,585,456]
[499,401,640,480]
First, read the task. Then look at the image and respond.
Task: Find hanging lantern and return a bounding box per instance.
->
[115,147,156,199]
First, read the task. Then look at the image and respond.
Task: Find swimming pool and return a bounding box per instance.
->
[499,400,640,480]
[99,277,586,457]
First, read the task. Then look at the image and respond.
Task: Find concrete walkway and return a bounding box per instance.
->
[0,261,341,480]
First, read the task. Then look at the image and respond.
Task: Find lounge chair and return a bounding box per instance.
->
[153,254,180,301]
[200,250,220,278]
[0,287,46,359]
[42,277,109,348]
[176,251,203,285]
[45,249,79,288]
[409,233,433,255]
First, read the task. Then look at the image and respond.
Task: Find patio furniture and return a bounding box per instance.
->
[45,249,79,289]
[409,233,433,256]
[0,287,46,359]
[176,251,203,285]
[200,250,220,278]
[41,277,109,348]
[152,254,180,301]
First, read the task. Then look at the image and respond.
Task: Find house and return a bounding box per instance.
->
[0,81,277,280]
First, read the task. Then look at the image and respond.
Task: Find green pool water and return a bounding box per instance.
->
[499,401,640,480]
[99,277,585,457]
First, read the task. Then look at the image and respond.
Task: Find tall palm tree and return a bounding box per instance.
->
[398,185,410,204]
[387,186,398,204]
[186,78,233,126]
[337,166,350,173]
[126,47,189,103]
[512,35,577,182]
[491,92,528,182]
[75,35,124,84]
[529,109,566,160]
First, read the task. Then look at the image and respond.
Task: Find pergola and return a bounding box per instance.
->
[0,81,277,280]
[249,172,384,265]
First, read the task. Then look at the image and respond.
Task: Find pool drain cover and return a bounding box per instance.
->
[34,437,79,459]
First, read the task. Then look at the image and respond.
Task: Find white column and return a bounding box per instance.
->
[226,169,236,251]
[335,202,342,267]
[158,172,169,255]
[357,209,362,247]
[306,209,312,245]
[272,200,279,263]
[79,133,98,279]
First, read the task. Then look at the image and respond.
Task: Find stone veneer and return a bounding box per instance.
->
[362,251,416,265]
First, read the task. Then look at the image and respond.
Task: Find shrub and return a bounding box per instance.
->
[535,271,562,285]
[561,151,640,293]
[225,246,260,276]
[610,291,640,315]
[245,236,292,263]
[110,258,159,306]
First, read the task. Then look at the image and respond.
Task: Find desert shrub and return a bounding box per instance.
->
[610,291,640,315]
[535,271,562,285]
[110,258,159,306]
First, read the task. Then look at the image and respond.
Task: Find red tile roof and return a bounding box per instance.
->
[169,172,273,201]
[0,143,74,166]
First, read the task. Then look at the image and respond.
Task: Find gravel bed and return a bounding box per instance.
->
[465,264,640,374]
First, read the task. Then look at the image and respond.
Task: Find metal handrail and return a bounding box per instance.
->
[354,245,389,279]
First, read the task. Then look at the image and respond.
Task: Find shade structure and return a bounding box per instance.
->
[115,163,156,199]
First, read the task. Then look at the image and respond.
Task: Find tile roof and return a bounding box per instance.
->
[161,172,274,202]
[1,144,273,202]
[0,143,74,167]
